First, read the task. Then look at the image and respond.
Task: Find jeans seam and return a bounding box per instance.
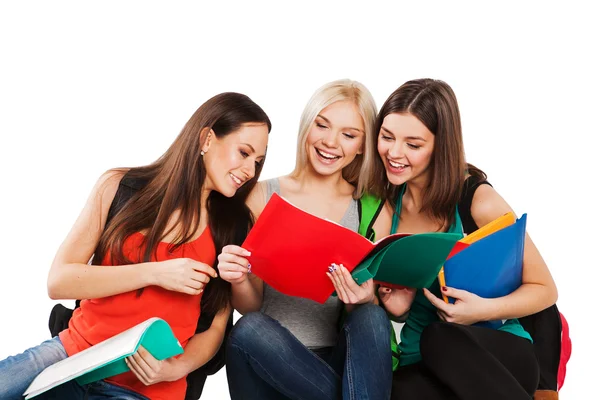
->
[344,325,354,400]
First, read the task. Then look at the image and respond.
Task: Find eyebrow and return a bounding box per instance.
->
[242,143,266,159]
[317,114,364,133]
[381,126,427,141]
[242,143,256,153]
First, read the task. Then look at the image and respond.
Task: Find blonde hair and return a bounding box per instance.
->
[291,79,377,198]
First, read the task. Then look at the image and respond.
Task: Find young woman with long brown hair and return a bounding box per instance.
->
[369,79,558,400]
[0,92,271,400]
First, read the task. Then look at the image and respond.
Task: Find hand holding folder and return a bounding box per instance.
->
[242,193,462,303]
[440,213,527,329]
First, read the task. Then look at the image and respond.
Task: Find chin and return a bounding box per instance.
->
[215,184,237,198]
[309,158,343,177]
[386,172,409,187]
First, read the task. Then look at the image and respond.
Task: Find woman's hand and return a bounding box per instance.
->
[151,258,217,295]
[125,346,183,385]
[378,286,417,317]
[423,286,493,325]
[218,245,251,285]
[327,263,375,305]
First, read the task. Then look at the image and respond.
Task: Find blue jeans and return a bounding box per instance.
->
[0,336,148,400]
[226,303,392,400]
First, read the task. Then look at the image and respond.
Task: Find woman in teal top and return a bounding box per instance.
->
[368,79,558,400]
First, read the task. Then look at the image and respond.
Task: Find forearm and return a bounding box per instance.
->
[485,283,558,321]
[47,262,155,300]
[231,277,262,314]
[169,327,226,379]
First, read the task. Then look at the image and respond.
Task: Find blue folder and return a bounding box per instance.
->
[443,214,527,329]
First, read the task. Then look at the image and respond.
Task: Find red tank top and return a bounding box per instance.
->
[59,227,216,400]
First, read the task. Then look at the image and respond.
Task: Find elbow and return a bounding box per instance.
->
[47,268,63,300]
[47,278,60,300]
[549,284,559,307]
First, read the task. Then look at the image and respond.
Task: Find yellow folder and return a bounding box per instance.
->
[439,211,516,302]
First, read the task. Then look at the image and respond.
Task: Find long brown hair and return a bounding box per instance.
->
[92,92,271,315]
[370,79,486,228]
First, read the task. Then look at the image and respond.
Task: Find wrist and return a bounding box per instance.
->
[165,357,188,382]
[144,261,161,287]
[479,297,498,321]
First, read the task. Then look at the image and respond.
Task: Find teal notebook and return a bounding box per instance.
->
[23,317,183,399]
[350,232,463,289]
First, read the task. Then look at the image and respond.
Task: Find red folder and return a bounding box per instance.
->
[242,194,376,303]
[242,194,460,303]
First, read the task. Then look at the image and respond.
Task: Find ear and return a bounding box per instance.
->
[200,127,214,153]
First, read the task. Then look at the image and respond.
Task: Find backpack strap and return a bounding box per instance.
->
[457,176,492,235]
[358,193,384,241]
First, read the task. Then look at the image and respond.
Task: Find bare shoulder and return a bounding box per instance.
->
[88,169,129,222]
[470,184,515,228]
[373,201,393,241]
[247,180,268,219]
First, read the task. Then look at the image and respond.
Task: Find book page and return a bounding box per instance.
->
[24,318,158,398]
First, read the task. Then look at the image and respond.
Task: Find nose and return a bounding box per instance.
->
[322,129,339,148]
[388,141,404,159]
[241,159,255,180]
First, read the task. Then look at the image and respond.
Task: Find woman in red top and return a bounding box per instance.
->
[0,92,271,400]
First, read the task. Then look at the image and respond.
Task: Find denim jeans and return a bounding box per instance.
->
[226,303,392,400]
[0,336,148,400]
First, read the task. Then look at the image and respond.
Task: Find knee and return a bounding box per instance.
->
[228,312,271,348]
[420,322,463,360]
[345,303,390,337]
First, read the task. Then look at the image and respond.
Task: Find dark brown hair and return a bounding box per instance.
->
[92,92,271,315]
[370,79,486,229]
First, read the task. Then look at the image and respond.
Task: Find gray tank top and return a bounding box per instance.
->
[260,178,360,348]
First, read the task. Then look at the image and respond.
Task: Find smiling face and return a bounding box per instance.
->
[305,100,365,177]
[202,123,269,197]
[377,112,435,186]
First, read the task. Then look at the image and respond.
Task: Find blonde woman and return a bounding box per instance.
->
[218,80,392,400]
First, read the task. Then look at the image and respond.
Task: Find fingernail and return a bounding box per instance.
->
[245,251,252,256]
[442,286,447,292]
[247,264,252,274]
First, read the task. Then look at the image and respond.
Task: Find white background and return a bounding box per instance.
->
[0,1,597,398]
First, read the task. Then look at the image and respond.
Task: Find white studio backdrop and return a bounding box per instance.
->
[0,1,597,398]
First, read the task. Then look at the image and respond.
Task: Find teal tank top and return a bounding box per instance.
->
[391,184,532,366]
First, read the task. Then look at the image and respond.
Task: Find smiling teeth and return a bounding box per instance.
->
[316,149,340,159]
[230,173,242,185]
[389,159,407,168]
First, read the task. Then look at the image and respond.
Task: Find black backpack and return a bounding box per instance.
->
[48,173,234,400]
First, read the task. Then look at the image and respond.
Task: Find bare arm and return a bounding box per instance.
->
[47,170,215,300]
[126,305,232,385]
[219,181,266,314]
[170,305,231,376]
[469,184,558,320]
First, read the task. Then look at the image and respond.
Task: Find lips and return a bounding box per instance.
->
[315,147,341,164]
[229,173,243,188]
[387,158,409,173]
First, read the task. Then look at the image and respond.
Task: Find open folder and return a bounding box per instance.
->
[442,213,527,329]
[242,193,462,303]
[23,318,183,399]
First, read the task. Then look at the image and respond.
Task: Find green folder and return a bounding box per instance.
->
[77,318,183,385]
[351,232,463,288]
[24,317,183,399]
